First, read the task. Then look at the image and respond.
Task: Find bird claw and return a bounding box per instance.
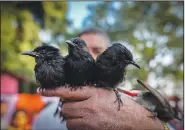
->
[79,86,83,89]
[54,105,61,117]
[60,116,66,123]
[113,89,123,111]
[54,108,58,117]
[65,84,69,88]
[54,99,66,123]
[148,112,158,119]
[70,87,78,91]
[59,107,66,123]
[55,106,66,123]
[54,99,63,117]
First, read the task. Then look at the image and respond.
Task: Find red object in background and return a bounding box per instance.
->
[15,94,46,124]
[117,88,139,97]
[1,73,18,94]
[122,90,138,97]
[16,94,45,115]
[168,96,180,102]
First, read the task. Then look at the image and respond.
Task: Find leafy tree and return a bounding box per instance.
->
[82,1,183,88]
[1,2,69,79]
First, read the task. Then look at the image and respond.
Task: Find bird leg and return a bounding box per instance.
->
[146,108,158,119]
[54,98,62,117]
[148,112,158,119]
[113,89,123,111]
[60,108,66,123]
[54,98,67,123]
[60,101,67,122]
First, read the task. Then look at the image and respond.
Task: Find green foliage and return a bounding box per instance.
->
[82,1,183,86]
[42,2,69,44]
[1,5,40,78]
[1,2,69,79]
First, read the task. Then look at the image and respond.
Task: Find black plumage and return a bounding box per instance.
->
[95,43,140,110]
[64,37,95,87]
[22,44,65,118]
[135,79,180,122]
[22,45,65,89]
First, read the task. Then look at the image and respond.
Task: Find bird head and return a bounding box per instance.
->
[66,37,89,55]
[22,45,60,63]
[113,43,140,69]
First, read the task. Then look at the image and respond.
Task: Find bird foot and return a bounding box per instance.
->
[60,115,66,123]
[54,99,64,117]
[113,89,123,111]
[54,102,62,117]
[148,112,158,119]
[69,86,83,91]
[54,107,59,117]
[146,108,158,119]
[54,102,66,123]
[70,87,78,91]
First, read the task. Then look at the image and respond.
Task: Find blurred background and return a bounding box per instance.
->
[1,1,184,130]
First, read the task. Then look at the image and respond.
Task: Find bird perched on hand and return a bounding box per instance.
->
[134,79,180,122]
[64,37,95,87]
[95,43,140,110]
[22,44,65,118]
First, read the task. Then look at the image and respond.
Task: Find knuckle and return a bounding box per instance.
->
[85,99,98,115]
[61,104,70,115]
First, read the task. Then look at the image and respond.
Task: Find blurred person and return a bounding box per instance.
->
[8,109,31,130]
[167,96,184,130]
[31,111,40,126]
[77,28,111,59]
[33,28,169,130]
[1,100,8,130]
[32,101,67,130]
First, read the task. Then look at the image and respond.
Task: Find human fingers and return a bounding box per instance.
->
[39,86,95,101]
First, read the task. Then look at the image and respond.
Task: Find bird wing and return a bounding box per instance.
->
[137,79,173,110]
[97,50,117,67]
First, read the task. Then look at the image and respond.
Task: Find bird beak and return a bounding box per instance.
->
[130,61,140,69]
[22,51,38,57]
[66,40,76,47]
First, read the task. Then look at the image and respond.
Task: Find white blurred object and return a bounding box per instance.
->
[39,30,52,43]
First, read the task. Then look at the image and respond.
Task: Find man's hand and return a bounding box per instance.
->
[40,86,164,130]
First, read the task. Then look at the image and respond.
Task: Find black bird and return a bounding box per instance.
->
[64,37,95,87]
[135,79,180,122]
[95,43,140,110]
[22,44,65,118]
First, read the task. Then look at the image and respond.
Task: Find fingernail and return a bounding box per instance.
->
[39,87,42,93]
[42,88,45,94]
[37,87,40,93]
[58,106,62,111]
